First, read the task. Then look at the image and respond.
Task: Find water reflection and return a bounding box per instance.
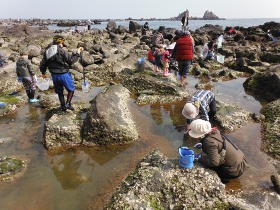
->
[50,149,92,190]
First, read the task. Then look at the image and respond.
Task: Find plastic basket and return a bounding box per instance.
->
[36,78,50,91]
[82,81,89,93]
[217,55,225,64]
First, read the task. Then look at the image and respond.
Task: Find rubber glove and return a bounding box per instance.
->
[194,153,201,160]
[194,143,202,149]
[17,77,22,82]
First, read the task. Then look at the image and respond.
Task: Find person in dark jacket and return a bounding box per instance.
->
[174,31,194,87]
[40,35,83,111]
[16,48,39,103]
[181,11,189,33]
[189,119,249,183]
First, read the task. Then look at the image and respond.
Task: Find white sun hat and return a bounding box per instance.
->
[189,119,212,138]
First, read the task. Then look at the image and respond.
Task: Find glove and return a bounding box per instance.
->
[194,143,202,149]
[194,153,201,160]
[17,77,22,82]
[77,47,84,54]
[41,74,47,79]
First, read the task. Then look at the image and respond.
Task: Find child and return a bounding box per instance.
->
[161,46,170,77]
[16,48,39,103]
[153,45,164,73]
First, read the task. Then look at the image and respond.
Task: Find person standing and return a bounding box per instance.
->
[86,19,91,31]
[182,89,216,133]
[181,11,189,33]
[40,35,83,111]
[16,48,39,103]
[173,31,194,87]
[189,119,249,183]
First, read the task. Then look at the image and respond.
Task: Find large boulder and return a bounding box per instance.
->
[83,85,138,145]
[244,65,280,102]
[44,105,85,149]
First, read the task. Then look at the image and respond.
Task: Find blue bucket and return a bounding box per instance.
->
[178,147,194,169]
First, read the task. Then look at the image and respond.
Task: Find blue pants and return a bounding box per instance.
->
[51,72,75,94]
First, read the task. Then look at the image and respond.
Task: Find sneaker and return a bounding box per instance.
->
[29,98,39,103]
[61,106,67,112]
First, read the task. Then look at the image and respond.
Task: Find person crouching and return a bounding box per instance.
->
[189,119,249,183]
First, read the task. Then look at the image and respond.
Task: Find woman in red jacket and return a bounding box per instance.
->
[174,31,194,87]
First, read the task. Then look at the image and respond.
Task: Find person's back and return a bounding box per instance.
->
[152,31,164,48]
[16,56,34,78]
[175,34,193,61]
[201,130,248,179]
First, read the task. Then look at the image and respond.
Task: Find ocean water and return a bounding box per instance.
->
[48,18,280,31]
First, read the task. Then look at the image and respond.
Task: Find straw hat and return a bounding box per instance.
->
[189,119,212,138]
[182,102,199,119]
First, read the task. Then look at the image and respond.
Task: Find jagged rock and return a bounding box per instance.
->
[0,156,26,182]
[244,65,280,102]
[106,20,117,31]
[260,99,280,160]
[128,21,142,33]
[203,10,220,20]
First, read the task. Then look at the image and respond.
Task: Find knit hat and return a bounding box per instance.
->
[182,102,199,119]
[53,35,66,46]
[189,119,212,138]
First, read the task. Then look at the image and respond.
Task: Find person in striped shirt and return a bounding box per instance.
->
[182,89,216,134]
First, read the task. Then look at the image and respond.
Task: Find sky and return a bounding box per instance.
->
[1,0,279,19]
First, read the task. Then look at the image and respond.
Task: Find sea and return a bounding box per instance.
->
[47,18,280,31]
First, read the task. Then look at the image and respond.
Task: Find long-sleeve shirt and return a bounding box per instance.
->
[187,90,215,121]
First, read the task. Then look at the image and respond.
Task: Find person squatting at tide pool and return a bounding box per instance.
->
[182,89,216,134]
[189,119,249,183]
[16,48,39,103]
[40,35,83,112]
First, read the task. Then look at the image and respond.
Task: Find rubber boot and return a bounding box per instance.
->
[30,89,35,99]
[65,91,74,110]
[26,90,31,100]
[58,94,66,111]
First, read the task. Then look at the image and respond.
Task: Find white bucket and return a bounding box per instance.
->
[82,81,89,93]
[217,55,225,64]
[36,78,50,91]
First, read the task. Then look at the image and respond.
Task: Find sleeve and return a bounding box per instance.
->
[40,53,47,74]
[16,63,20,77]
[27,60,35,76]
[200,139,220,167]
[62,49,80,66]
[199,103,209,121]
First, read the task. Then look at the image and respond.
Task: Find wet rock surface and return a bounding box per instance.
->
[260,99,280,160]
[0,156,26,182]
[106,150,273,209]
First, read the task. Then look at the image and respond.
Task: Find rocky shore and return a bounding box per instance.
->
[0,20,279,209]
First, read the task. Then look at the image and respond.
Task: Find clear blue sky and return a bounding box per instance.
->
[1,0,279,19]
